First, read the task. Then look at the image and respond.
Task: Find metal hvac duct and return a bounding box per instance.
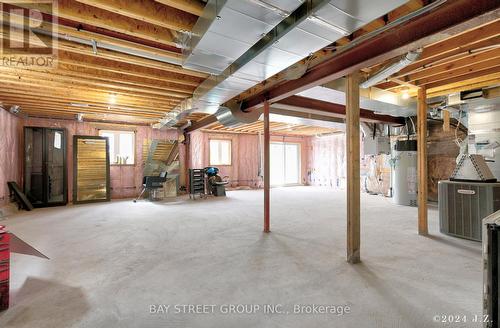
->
[215,102,262,128]
[299,85,417,117]
[155,0,409,129]
[359,50,422,89]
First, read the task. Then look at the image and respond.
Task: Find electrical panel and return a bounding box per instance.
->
[364,136,391,155]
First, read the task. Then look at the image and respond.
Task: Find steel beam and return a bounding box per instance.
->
[184,115,218,133]
[241,0,500,112]
[276,96,405,125]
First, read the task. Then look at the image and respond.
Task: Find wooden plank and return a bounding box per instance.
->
[155,0,204,16]
[0,72,190,99]
[18,0,178,46]
[1,9,183,62]
[417,86,428,236]
[264,100,270,233]
[346,72,361,264]
[0,66,195,96]
[394,20,500,77]
[424,67,500,89]
[75,0,197,32]
[57,51,202,87]
[405,48,500,82]
[0,85,180,108]
[415,56,500,86]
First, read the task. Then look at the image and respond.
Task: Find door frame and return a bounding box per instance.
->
[23,127,68,207]
[270,141,302,187]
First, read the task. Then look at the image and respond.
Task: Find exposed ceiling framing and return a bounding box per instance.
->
[0,0,498,130]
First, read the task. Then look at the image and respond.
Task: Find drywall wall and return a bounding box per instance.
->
[0,110,22,206]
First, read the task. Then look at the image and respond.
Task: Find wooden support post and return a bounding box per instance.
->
[346,72,361,264]
[442,109,450,132]
[264,101,271,233]
[417,87,428,235]
[179,133,189,192]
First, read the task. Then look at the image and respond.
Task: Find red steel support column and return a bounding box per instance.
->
[264,101,270,233]
[0,226,10,311]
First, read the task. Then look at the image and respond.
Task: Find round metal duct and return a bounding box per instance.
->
[215,103,262,128]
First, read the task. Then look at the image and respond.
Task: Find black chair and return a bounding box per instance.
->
[133,171,167,202]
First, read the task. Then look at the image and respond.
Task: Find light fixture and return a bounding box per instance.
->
[307,16,349,36]
[76,113,84,122]
[109,93,117,104]
[360,50,422,89]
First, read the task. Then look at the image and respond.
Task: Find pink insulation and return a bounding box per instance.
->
[309,134,347,188]
[0,110,22,206]
[188,131,312,188]
[20,118,177,201]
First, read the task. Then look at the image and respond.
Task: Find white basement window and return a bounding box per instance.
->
[98,130,135,165]
[209,139,232,166]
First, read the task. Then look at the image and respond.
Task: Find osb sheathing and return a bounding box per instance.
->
[427,120,466,202]
[0,110,22,206]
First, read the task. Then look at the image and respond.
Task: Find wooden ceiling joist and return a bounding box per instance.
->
[0,95,170,116]
[393,20,500,78]
[35,0,179,47]
[2,65,196,95]
[404,48,500,83]
[49,36,206,78]
[0,70,191,98]
[424,68,500,90]
[414,57,500,86]
[57,51,202,87]
[74,0,197,32]
[0,86,181,108]
[154,0,204,17]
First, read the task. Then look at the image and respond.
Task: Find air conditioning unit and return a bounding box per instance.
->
[438,180,500,241]
[483,210,499,328]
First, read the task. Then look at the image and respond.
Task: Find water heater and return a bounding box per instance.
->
[391,140,418,206]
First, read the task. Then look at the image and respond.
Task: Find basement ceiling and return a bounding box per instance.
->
[0,0,498,128]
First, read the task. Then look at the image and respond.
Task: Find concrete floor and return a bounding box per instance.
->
[0,187,483,328]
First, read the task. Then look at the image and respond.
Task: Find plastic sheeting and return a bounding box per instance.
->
[0,110,22,206]
[309,134,347,188]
